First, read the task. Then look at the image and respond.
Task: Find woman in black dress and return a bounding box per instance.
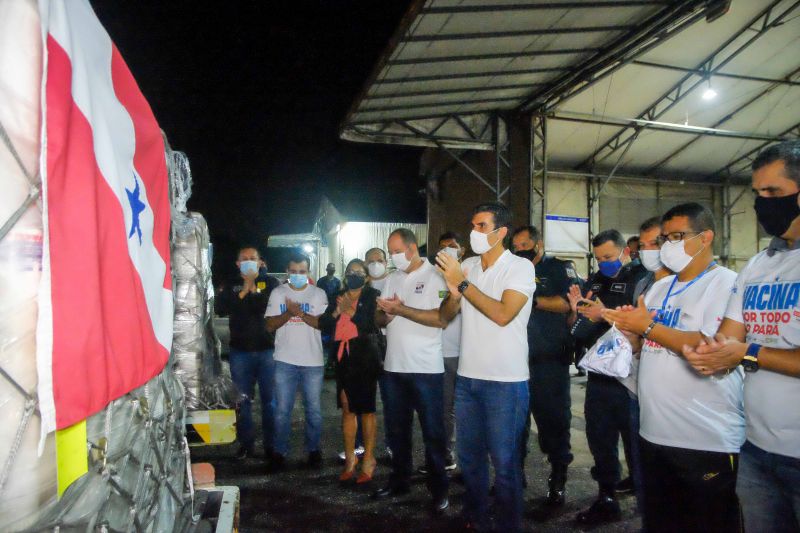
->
[319,259,382,483]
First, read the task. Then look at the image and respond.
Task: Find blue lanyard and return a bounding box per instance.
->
[659,261,717,316]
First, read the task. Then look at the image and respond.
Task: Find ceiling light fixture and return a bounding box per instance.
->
[702,79,717,100]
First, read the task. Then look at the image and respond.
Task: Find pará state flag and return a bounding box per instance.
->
[37,0,173,436]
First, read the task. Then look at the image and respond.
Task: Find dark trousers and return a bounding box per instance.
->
[383,371,448,498]
[640,437,741,533]
[627,391,645,514]
[584,373,632,489]
[523,361,573,467]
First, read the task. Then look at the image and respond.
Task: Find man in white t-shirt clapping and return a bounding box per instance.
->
[266,253,329,471]
[438,202,536,532]
[604,203,744,532]
[682,141,800,533]
[373,229,450,515]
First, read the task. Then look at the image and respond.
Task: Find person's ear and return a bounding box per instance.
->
[701,229,714,246]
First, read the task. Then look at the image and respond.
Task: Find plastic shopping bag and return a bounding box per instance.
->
[578,325,633,378]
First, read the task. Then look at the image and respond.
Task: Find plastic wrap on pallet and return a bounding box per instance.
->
[0,1,58,529]
[171,210,233,410]
[25,363,194,532]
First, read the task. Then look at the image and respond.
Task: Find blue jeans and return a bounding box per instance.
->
[229,348,275,451]
[383,371,448,498]
[456,376,529,532]
[738,440,800,532]
[273,361,324,456]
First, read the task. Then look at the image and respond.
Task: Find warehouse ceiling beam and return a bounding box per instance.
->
[368,83,546,99]
[358,97,523,113]
[550,111,788,142]
[576,0,800,170]
[421,1,672,14]
[646,65,800,173]
[378,68,566,84]
[519,0,710,112]
[395,116,510,200]
[631,60,800,86]
[400,25,634,43]
[387,48,601,66]
[708,120,800,181]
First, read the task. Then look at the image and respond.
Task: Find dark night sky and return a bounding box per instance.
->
[89,1,424,275]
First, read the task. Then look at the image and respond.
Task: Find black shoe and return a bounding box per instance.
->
[371,484,410,499]
[431,496,449,516]
[576,494,621,527]
[234,446,254,460]
[307,450,323,468]
[267,452,285,473]
[417,465,429,475]
[530,465,567,522]
[615,476,634,494]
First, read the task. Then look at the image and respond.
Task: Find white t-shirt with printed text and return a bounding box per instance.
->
[725,245,800,458]
[383,259,447,374]
[458,250,536,382]
[265,284,328,366]
[638,266,745,453]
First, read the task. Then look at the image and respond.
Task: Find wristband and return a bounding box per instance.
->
[741,343,760,373]
[642,321,657,339]
[457,280,470,294]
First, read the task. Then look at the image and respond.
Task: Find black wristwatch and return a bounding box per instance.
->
[741,343,761,373]
[457,280,470,294]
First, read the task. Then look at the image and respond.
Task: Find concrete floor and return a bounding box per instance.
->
[191,369,641,532]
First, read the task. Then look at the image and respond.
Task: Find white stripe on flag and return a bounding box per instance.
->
[45,0,172,349]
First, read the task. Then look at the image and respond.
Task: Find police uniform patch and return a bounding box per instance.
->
[611,283,626,293]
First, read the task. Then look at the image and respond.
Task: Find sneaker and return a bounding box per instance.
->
[308,450,323,468]
[445,460,458,471]
[576,493,621,527]
[615,476,635,494]
[338,446,365,461]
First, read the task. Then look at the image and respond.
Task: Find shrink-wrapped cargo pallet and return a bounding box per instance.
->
[0,2,198,530]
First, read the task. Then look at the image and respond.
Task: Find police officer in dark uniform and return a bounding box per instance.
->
[567,229,647,526]
[512,226,582,520]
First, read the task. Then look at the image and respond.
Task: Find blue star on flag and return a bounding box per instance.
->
[126,173,146,245]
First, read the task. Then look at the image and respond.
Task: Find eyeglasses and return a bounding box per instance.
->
[657,231,701,245]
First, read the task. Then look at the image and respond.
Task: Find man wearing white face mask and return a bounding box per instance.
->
[438,203,536,532]
[603,203,744,533]
[373,228,450,515]
[266,253,329,471]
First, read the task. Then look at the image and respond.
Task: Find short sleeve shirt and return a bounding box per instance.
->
[266,284,328,366]
[724,241,800,458]
[458,250,536,382]
[383,260,447,373]
[527,256,573,363]
[638,266,745,453]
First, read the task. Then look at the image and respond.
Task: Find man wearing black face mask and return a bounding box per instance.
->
[511,225,580,520]
[681,140,800,533]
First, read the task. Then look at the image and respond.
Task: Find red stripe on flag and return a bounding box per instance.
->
[109,44,171,290]
[46,36,168,429]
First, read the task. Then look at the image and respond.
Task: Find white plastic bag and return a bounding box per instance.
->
[579,324,633,378]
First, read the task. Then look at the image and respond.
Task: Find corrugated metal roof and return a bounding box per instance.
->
[342,0,800,182]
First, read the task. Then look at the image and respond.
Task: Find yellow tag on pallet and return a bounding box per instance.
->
[56,419,89,497]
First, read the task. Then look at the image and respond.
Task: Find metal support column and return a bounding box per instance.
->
[494,114,511,202]
[530,113,547,230]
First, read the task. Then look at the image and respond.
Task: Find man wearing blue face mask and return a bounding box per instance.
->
[566,229,646,527]
[266,253,329,471]
[216,246,280,460]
